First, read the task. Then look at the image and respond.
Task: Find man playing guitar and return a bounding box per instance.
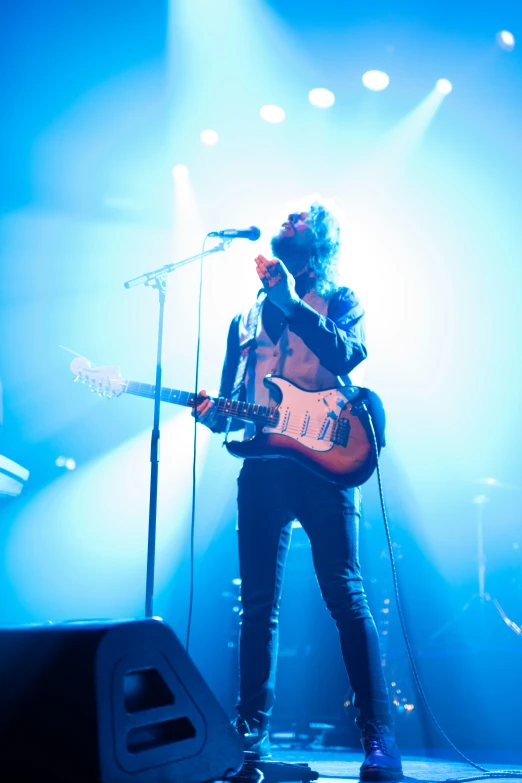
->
[194,202,403,781]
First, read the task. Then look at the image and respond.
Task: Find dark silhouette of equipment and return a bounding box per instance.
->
[0,618,243,783]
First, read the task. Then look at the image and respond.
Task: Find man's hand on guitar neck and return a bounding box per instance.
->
[255,255,300,319]
[193,390,218,429]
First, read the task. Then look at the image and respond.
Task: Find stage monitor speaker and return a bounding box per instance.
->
[0,618,243,783]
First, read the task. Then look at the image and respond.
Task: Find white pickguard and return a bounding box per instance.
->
[261,378,358,452]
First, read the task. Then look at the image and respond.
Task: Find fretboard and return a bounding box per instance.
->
[125,381,278,426]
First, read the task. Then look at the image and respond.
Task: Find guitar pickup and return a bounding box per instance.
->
[280,408,291,433]
[318,418,331,440]
[300,413,310,437]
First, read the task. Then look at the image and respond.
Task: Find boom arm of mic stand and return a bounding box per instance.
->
[123,237,231,619]
[123,240,231,289]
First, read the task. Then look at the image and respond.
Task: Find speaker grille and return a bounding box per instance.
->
[124,668,175,713]
[127,717,197,753]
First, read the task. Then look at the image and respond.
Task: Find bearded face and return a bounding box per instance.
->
[270,212,314,276]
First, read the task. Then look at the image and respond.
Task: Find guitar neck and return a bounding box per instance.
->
[125,381,277,426]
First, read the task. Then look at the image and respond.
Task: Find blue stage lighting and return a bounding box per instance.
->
[260,104,286,123]
[362,70,390,91]
[497,30,515,51]
[436,78,453,95]
[172,164,189,180]
[308,88,335,108]
[200,129,219,146]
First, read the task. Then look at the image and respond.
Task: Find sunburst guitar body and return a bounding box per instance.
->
[225,375,385,487]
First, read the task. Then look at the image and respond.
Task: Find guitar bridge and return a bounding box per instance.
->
[331,418,350,448]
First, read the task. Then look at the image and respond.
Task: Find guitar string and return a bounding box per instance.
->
[128,384,276,419]
[127,384,278,425]
[126,383,345,441]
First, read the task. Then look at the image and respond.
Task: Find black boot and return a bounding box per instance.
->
[232,715,271,760]
[356,718,403,781]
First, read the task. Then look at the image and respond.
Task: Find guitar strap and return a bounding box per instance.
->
[224,293,265,442]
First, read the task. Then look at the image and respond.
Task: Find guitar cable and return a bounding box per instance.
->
[364,404,522,782]
[186,238,208,652]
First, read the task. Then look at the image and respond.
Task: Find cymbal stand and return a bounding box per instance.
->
[429,494,521,644]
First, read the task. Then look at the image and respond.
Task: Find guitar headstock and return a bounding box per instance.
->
[70,357,126,398]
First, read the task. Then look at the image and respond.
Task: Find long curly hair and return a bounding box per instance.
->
[306,200,341,297]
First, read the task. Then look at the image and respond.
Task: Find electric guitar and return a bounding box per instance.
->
[70,357,386,488]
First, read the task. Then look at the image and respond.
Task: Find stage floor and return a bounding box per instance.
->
[262,748,522,782]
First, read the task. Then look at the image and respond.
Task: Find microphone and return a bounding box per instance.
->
[208,226,261,241]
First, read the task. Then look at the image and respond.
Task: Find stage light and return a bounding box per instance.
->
[308,88,335,108]
[55,456,76,470]
[362,70,390,91]
[172,164,189,180]
[200,129,219,146]
[497,30,515,51]
[260,104,286,124]
[436,79,453,95]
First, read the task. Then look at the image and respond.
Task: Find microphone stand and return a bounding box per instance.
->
[124,239,231,618]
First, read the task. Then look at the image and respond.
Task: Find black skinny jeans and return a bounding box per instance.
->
[236,458,391,727]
